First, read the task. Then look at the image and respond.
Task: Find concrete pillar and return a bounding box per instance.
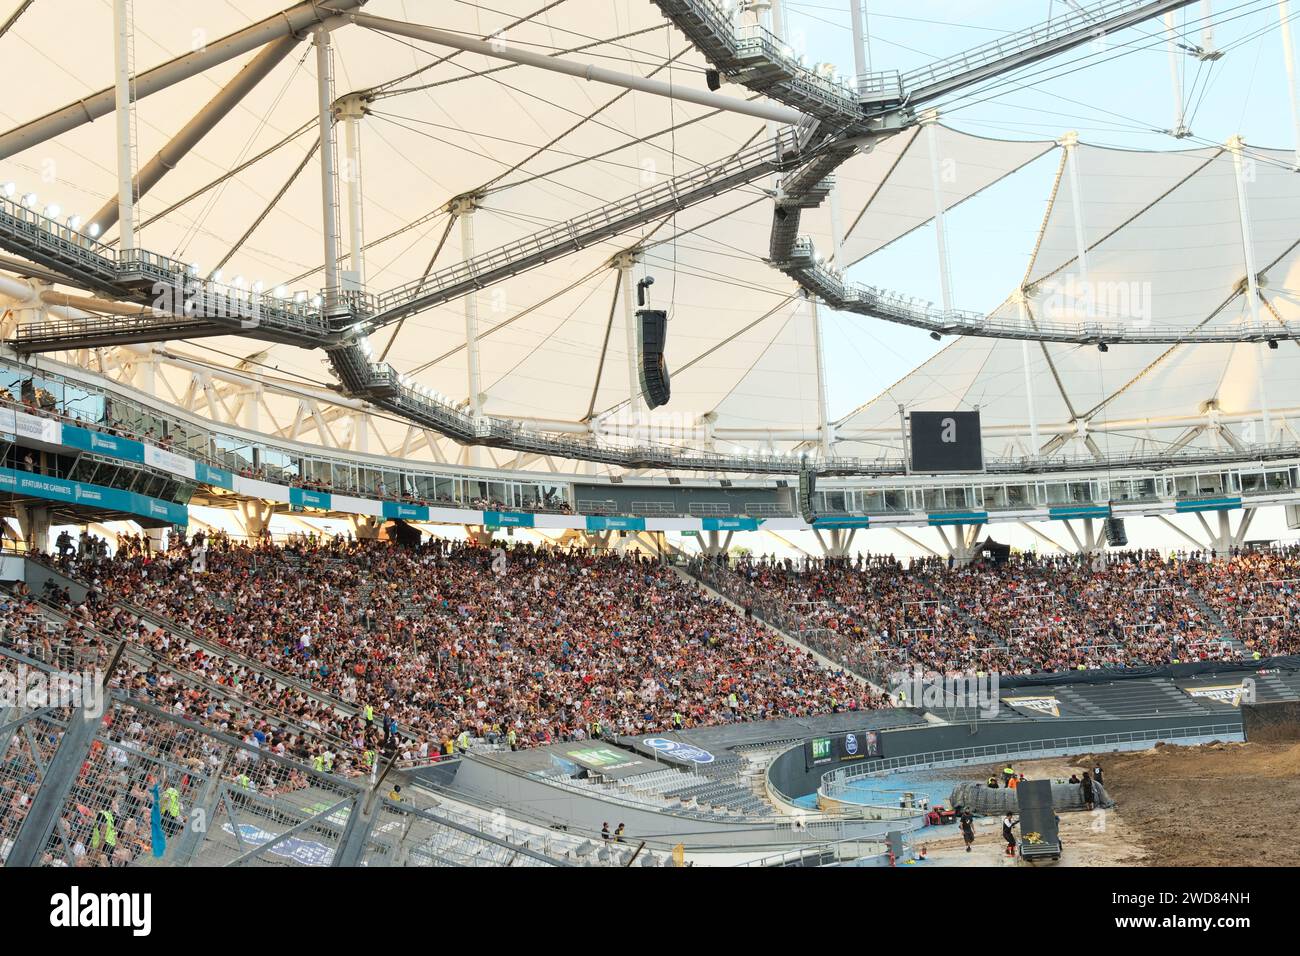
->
[464,525,494,547]
[14,503,52,553]
[237,499,276,539]
[349,514,382,540]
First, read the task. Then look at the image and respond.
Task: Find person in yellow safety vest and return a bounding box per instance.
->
[237,772,253,790]
[592,721,602,739]
[1002,765,1015,785]
[322,751,334,773]
[506,728,518,750]
[312,753,325,773]
[456,730,470,752]
[442,737,454,757]
[162,786,181,820]
[672,712,683,730]
[364,749,376,769]
[388,784,403,803]
[92,810,117,850]
[363,704,374,724]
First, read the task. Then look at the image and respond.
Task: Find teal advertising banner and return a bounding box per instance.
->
[702,517,759,531]
[61,424,146,463]
[585,516,646,532]
[382,501,429,521]
[0,466,187,525]
[483,511,535,528]
[195,462,234,489]
[290,487,333,511]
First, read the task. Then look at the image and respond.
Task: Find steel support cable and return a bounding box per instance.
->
[1030,149,1223,289]
[373,23,672,100]
[480,272,611,396]
[935,0,1276,120]
[283,43,708,287]
[367,0,572,96]
[583,276,623,421]
[407,260,608,375]
[934,0,1267,114]
[588,292,798,423]
[112,120,316,240]
[211,136,321,277]
[172,44,312,260]
[377,211,458,363]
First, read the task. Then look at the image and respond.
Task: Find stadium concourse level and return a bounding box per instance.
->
[692,548,1300,681]
[0,386,574,516]
[6,534,877,759]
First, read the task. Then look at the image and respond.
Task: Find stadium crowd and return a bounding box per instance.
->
[8,531,1300,867]
[9,534,875,762]
[702,549,1253,678]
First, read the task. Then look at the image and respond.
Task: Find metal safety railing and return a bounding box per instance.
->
[818,720,1244,804]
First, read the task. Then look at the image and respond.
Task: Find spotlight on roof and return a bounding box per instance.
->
[21,192,37,209]
[1268,339,1279,350]
[43,203,60,219]
[1098,342,1109,353]
[65,215,81,231]
[1,182,15,198]
[87,222,101,238]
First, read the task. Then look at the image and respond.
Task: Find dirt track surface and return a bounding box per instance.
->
[1078,741,1300,867]
[922,742,1300,867]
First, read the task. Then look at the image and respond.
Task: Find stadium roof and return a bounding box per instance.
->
[0,0,1296,471]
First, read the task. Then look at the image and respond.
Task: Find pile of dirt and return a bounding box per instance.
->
[1079,741,1300,866]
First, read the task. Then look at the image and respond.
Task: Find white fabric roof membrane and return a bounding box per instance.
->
[0,1,1296,467]
[837,142,1300,462]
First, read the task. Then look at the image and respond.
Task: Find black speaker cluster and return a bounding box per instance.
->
[635,275,671,409]
[798,457,817,524]
[1103,517,1128,547]
[637,308,671,409]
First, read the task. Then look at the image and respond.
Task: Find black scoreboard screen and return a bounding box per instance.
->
[909,410,984,474]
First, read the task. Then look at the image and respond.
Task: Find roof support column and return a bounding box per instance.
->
[1201,0,1216,55]
[921,110,954,314]
[113,0,137,252]
[1060,131,1090,308]
[315,28,342,311]
[1018,299,1041,459]
[1228,134,1272,443]
[452,197,485,463]
[617,254,641,429]
[337,94,369,287]
[1279,1,1300,169]
[1165,12,1189,137]
[849,0,870,78]
[808,294,832,458]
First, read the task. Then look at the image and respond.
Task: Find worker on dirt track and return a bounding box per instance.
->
[961,810,976,853]
[1002,813,1018,857]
